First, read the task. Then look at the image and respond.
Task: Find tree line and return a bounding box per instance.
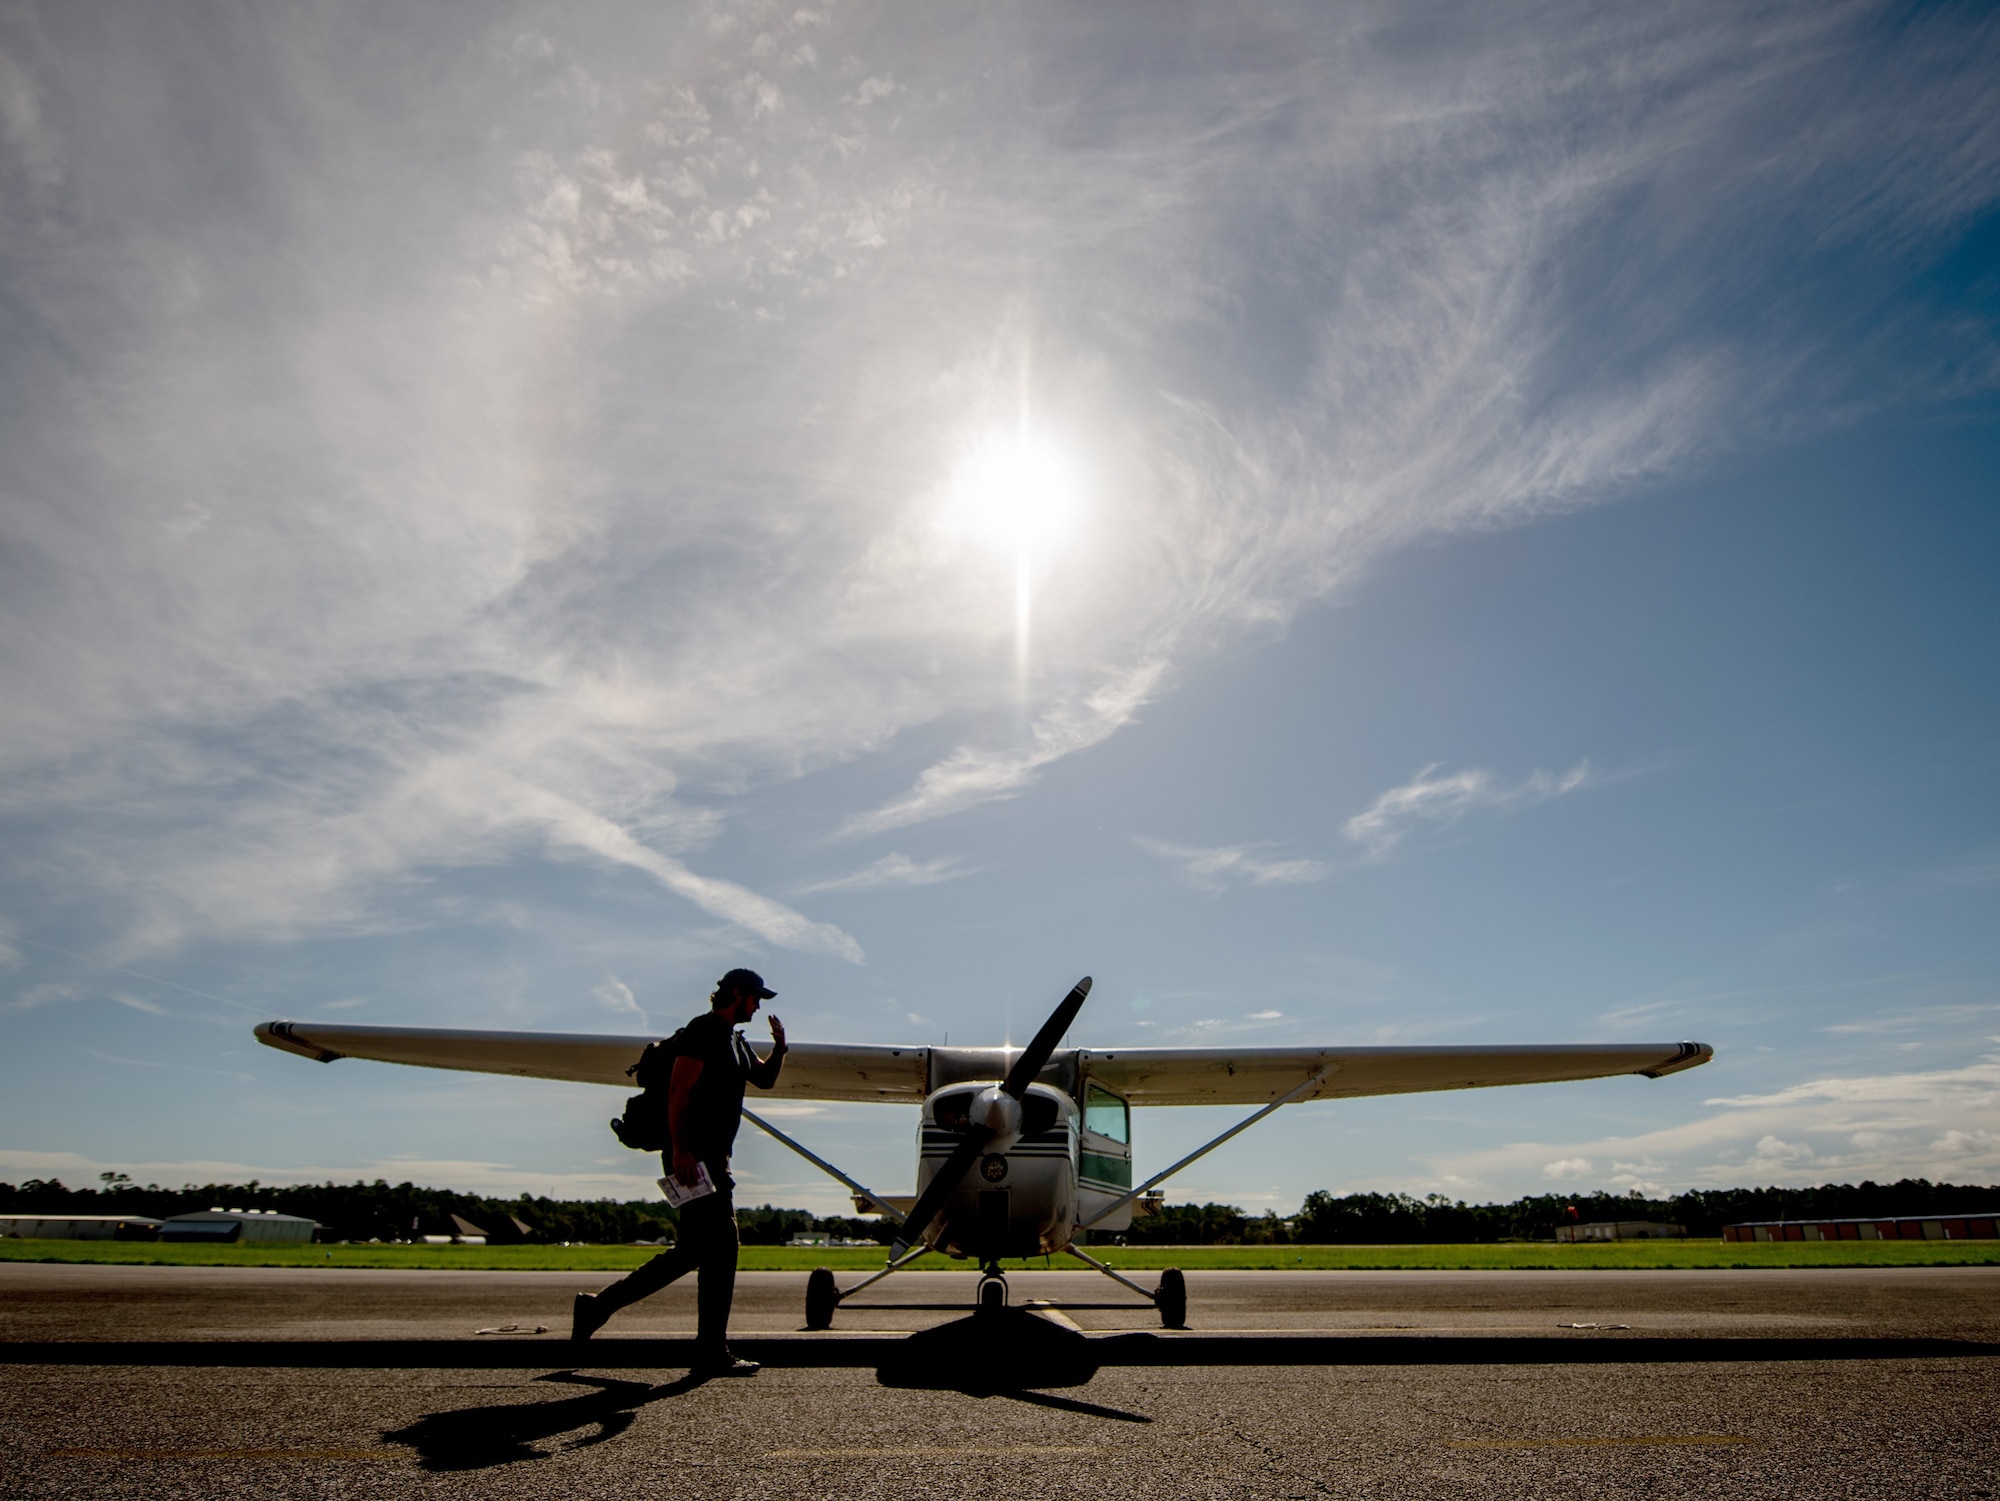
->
[0,1175,889,1247]
[5,1175,1996,1245]
[1133,1180,2000,1244]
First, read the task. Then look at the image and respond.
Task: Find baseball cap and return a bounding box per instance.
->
[720,967,777,999]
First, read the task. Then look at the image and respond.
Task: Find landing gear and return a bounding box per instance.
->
[805,1266,840,1330]
[1064,1240,1188,1325]
[976,1263,1008,1318]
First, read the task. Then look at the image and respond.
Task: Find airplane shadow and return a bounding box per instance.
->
[381,1315,1151,1472]
[875,1309,1154,1424]
[382,1369,706,1471]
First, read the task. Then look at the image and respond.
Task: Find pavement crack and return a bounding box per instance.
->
[1221,1414,1337,1497]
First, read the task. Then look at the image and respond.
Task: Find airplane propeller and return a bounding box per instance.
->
[894,975,1091,1256]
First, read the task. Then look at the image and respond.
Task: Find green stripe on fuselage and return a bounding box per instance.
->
[1079,1151,1131,1190]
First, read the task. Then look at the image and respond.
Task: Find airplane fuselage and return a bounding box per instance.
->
[915,1077,1134,1258]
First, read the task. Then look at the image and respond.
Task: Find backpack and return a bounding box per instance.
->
[609,1033,685,1152]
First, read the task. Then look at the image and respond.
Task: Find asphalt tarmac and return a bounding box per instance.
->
[3,1263,1997,1498]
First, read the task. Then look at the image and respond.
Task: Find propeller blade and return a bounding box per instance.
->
[1001,975,1091,1099]
[896,1124,995,1253]
[896,978,1093,1255]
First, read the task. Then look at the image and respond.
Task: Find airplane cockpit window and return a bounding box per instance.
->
[933,1091,975,1131]
[1084,1083,1129,1143]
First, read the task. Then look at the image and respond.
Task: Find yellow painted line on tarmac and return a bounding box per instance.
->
[765,1445,1097,1460]
[48,1446,407,1462]
[1447,1435,1755,1450]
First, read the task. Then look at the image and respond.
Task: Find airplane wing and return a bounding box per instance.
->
[1078,1041,1711,1105]
[253,1022,929,1103]
[256,1021,1707,1106]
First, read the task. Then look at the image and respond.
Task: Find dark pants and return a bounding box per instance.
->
[593,1173,739,1352]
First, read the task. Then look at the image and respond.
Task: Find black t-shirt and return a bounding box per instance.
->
[669,1011,779,1168]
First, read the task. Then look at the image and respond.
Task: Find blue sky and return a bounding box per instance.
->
[2,1,1996,1215]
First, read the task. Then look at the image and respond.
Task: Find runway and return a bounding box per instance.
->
[4,1263,1997,1497]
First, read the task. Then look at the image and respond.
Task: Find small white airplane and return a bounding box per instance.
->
[256,977,1711,1328]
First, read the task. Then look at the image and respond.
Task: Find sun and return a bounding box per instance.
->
[953,431,1080,551]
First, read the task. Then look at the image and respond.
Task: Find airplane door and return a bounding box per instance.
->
[1077,1080,1134,1233]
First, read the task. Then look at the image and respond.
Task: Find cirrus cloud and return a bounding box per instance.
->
[1344,763,1592,858]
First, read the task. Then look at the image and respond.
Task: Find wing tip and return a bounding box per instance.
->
[1640,1041,1713,1078]
[254,1021,345,1064]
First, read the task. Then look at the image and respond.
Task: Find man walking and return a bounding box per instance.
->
[571,968,787,1376]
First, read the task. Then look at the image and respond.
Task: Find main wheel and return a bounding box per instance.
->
[805,1266,840,1330]
[1155,1266,1187,1328]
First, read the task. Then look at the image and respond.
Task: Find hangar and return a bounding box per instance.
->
[158,1209,320,1244]
[0,1214,164,1241]
[1555,1219,1686,1242]
[1725,1213,1998,1242]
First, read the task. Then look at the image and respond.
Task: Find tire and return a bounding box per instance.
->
[805,1266,840,1330]
[977,1275,1007,1315]
[1155,1266,1187,1328]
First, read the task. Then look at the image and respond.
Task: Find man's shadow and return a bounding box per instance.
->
[383,1369,705,1471]
[877,1309,1154,1424]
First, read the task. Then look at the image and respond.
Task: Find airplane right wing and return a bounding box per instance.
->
[254,1021,930,1102]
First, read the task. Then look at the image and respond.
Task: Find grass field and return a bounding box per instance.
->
[5,1239,1998,1272]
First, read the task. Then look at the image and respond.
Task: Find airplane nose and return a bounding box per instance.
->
[969,1085,1023,1149]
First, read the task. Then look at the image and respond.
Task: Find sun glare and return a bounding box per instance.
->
[949,428,1084,687]
[954,432,1079,550]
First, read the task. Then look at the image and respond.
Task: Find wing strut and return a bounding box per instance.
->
[740,1107,908,1227]
[1078,1065,1332,1231]
[1062,1242,1159,1300]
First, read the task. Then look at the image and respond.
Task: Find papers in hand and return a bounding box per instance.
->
[657,1164,717,1208]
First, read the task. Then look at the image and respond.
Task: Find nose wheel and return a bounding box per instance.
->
[977,1263,1008,1319]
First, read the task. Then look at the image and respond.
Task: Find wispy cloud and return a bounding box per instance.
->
[1134,838,1330,894]
[9,982,80,1012]
[90,755,864,965]
[844,662,1168,836]
[591,975,648,1028]
[1702,1061,2000,1111]
[0,1,1993,975]
[1436,1055,2000,1195]
[798,851,983,895]
[1821,1001,2000,1036]
[1344,763,1591,858]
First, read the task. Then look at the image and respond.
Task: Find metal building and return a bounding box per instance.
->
[1724,1213,1998,1242]
[0,1214,164,1241]
[158,1209,320,1244]
[1555,1219,1686,1242]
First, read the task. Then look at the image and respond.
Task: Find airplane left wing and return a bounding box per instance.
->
[254,1021,929,1103]
[1080,1040,1712,1105]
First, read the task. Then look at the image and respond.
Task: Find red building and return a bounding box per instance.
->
[1723,1214,1998,1242]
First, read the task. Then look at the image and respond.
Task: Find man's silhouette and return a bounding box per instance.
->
[571,968,786,1376]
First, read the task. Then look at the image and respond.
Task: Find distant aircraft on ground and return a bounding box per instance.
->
[257,978,1711,1327]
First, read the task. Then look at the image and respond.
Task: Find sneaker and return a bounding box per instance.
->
[691,1350,760,1378]
[571,1292,610,1342]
